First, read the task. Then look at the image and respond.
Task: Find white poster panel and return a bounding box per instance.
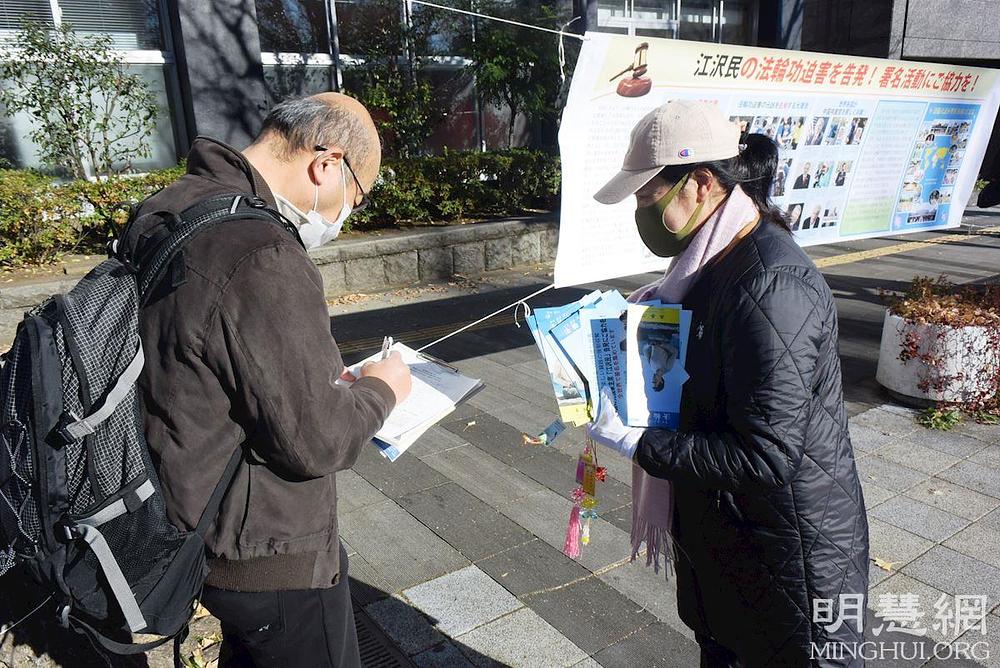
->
[554,32,1000,288]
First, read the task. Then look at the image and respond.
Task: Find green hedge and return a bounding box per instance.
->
[0,165,186,268]
[352,149,561,229]
[0,150,560,268]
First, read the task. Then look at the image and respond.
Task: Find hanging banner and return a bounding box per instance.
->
[554,32,1000,288]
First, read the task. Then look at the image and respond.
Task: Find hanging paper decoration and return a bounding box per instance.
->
[564,438,602,558]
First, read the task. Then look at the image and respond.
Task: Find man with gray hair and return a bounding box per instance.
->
[123,93,411,666]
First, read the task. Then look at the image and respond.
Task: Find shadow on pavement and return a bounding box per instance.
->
[330,281,592,363]
[349,575,498,668]
[1,567,497,667]
[0,564,135,667]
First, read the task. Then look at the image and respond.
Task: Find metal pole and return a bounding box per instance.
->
[325,0,342,91]
[719,0,724,43]
[401,0,416,84]
[471,0,486,151]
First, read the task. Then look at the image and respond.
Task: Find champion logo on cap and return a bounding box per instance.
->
[678,148,694,158]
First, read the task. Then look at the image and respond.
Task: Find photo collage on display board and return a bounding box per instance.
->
[892,106,976,230]
[731,99,871,243]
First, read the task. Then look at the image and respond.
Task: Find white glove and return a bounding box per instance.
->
[586,388,644,459]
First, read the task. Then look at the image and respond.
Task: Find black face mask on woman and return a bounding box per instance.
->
[633,172,706,257]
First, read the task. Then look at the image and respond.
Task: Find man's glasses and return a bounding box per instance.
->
[315,145,370,212]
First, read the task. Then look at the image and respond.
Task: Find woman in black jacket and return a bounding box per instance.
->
[590,101,869,666]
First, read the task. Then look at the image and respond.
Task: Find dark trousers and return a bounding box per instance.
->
[697,633,742,668]
[201,546,360,668]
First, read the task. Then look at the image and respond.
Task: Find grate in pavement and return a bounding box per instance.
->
[353,602,417,668]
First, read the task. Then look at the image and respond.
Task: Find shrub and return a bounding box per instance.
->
[349,149,560,230]
[68,166,187,235]
[881,275,1000,421]
[0,150,560,266]
[882,274,1000,328]
[0,166,185,267]
[0,170,80,267]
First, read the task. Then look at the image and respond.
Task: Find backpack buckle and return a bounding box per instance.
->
[55,520,79,543]
[50,412,82,448]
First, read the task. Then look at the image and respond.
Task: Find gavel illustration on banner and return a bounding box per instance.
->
[610,43,651,98]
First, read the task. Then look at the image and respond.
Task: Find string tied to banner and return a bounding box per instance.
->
[407,0,586,83]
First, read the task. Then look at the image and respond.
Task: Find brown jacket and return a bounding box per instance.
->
[124,137,394,591]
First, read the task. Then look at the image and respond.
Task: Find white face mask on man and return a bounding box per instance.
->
[274,161,352,250]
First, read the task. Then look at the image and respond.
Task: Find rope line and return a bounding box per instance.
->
[409,0,586,40]
[416,283,556,352]
[0,595,52,637]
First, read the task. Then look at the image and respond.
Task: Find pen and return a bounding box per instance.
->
[380,336,394,360]
[417,351,459,373]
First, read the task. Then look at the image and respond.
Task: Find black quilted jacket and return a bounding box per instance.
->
[635,220,869,667]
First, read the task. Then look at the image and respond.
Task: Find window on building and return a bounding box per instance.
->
[0,0,182,171]
[335,0,399,58]
[256,0,331,54]
[410,1,473,58]
[679,0,715,41]
[633,0,680,38]
[255,0,339,104]
[0,0,53,31]
[720,0,754,45]
[59,0,163,50]
[593,0,756,45]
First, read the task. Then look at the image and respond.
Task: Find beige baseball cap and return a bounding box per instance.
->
[594,100,741,205]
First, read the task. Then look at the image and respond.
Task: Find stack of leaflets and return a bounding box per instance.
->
[527,291,691,429]
[340,343,484,461]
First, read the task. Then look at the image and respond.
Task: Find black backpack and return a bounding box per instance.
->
[0,193,299,660]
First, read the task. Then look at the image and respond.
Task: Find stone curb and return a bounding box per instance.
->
[313,216,558,297]
[0,216,559,341]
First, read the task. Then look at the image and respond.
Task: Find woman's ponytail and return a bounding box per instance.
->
[731,133,790,231]
[733,133,778,210]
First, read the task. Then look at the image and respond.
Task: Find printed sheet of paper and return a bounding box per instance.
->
[554,32,1000,287]
[590,315,628,422]
[625,304,691,429]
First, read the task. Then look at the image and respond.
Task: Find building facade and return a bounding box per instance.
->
[2,0,998,172]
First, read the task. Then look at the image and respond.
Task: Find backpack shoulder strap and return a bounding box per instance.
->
[133,193,301,305]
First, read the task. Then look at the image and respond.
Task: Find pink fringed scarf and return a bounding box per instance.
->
[627,184,759,574]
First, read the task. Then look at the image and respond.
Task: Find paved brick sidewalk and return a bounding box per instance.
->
[339,337,1000,668]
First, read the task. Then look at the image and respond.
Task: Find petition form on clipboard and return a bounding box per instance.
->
[340,343,483,461]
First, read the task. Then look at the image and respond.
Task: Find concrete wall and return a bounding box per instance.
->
[796,0,894,57]
[889,0,1000,61]
[167,0,269,149]
[789,0,1000,63]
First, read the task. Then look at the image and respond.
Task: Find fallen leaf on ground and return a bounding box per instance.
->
[873,557,901,572]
